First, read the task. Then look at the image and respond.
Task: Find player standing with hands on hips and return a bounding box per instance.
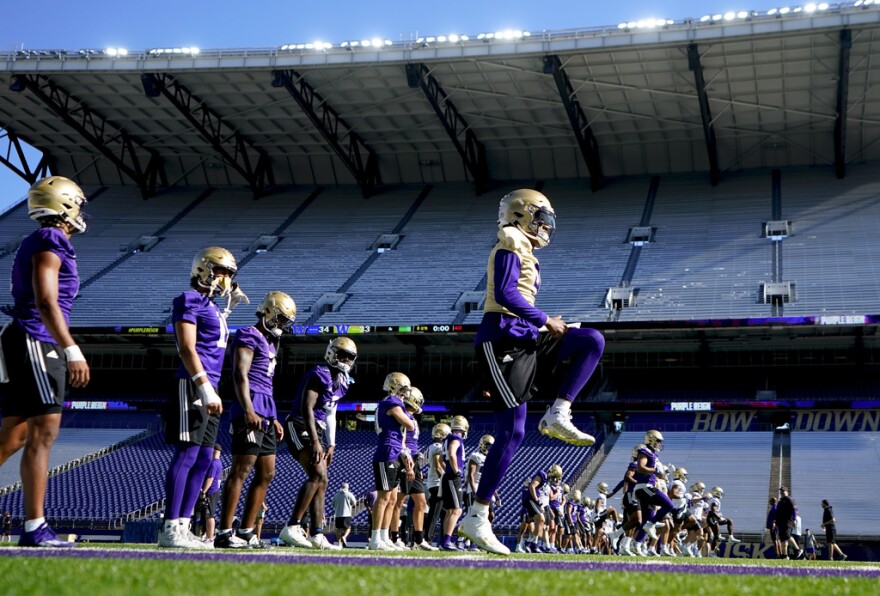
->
[459,189,605,555]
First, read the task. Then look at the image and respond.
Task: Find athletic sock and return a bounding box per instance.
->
[24,518,46,533]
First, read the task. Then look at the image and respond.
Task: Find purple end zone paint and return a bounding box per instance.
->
[1,548,878,579]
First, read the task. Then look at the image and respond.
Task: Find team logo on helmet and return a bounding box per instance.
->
[27,176,89,235]
[191,247,238,297]
[479,434,495,455]
[498,189,557,248]
[325,337,357,373]
[403,386,424,414]
[256,291,297,337]
[547,464,563,482]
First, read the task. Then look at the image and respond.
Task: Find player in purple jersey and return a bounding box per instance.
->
[0,177,89,547]
[159,246,247,549]
[215,291,296,549]
[390,387,437,550]
[279,337,356,550]
[462,190,605,556]
[368,372,416,551]
[632,430,675,550]
[439,415,469,551]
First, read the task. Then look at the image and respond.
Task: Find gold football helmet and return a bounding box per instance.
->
[28,176,89,234]
[479,434,495,455]
[382,372,412,398]
[562,483,570,495]
[711,486,724,499]
[191,247,238,297]
[450,415,469,438]
[632,443,646,461]
[597,482,609,495]
[572,489,582,502]
[674,467,688,482]
[256,291,297,337]
[644,429,664,452]
[548,464,563,482]
[325,337,357,373]
[431,423,451,441]
[584,497,594,508]
[691,482,706,494]
[403,386,424,414]
[497,189,557,248]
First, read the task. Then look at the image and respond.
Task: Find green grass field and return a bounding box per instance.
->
[1,544,878,596]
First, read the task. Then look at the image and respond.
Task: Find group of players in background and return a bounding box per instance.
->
[3,177,610,554]
[513,430,740,557]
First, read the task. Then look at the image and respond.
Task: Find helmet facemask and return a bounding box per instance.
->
[525,206,556,248]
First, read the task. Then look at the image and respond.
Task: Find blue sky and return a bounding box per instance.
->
[0,0,756,212]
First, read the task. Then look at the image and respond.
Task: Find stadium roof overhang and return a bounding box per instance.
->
[1,6,878,198]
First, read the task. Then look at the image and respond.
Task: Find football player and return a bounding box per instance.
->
[439,415,468,551]
[593,481,619,553]
[545,466,564,553]
[424,422,450,543]
[215,292,296,548]
[279,337,357,550]
[463,190,605,555]
[159,246,247,548]
[707,486,741,545]
[392,387,437,550]
[0,177,90,547]
[368,373,415,551]
[632,430,675,552]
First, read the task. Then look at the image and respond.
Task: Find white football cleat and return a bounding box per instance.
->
[538,409,595,446]
[279,524,314,548]
[309,533,342,550]
[413,540,439,551]
[367,539,393,551]
[458,514,511,556]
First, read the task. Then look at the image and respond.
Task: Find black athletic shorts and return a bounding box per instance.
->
[164,379,220,447]
[374,460,401,492]
[777,523,792,541]
[398,455,426,495]
[0,323,66,417]
[825,526,837,545]
[231,416,278,457]
[475,333,564,411]
[441,474,463,510]
[335,516,352,530]
[205,490,221,517]
[284,416,324,458]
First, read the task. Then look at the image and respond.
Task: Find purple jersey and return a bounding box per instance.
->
[577,503,588,524]
[442,431,466,476]
[549,484,562,509]
[10,227,79,343]
[403,411,420,454]
[172,290,228,387]
[231,326,278,419]
[289,364,349,427]
[476,227,548,346]
[633,446,658,486]
[205,458,223,495]
[373,395,407,463]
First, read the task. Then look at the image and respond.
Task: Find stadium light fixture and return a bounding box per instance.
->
[818,2,828,8]
[448,34,460,42]
[779,7,791,14]
[371,37,383,47]
[737,11,749,18]
[106,48,118,57]
[723,11,736,20]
